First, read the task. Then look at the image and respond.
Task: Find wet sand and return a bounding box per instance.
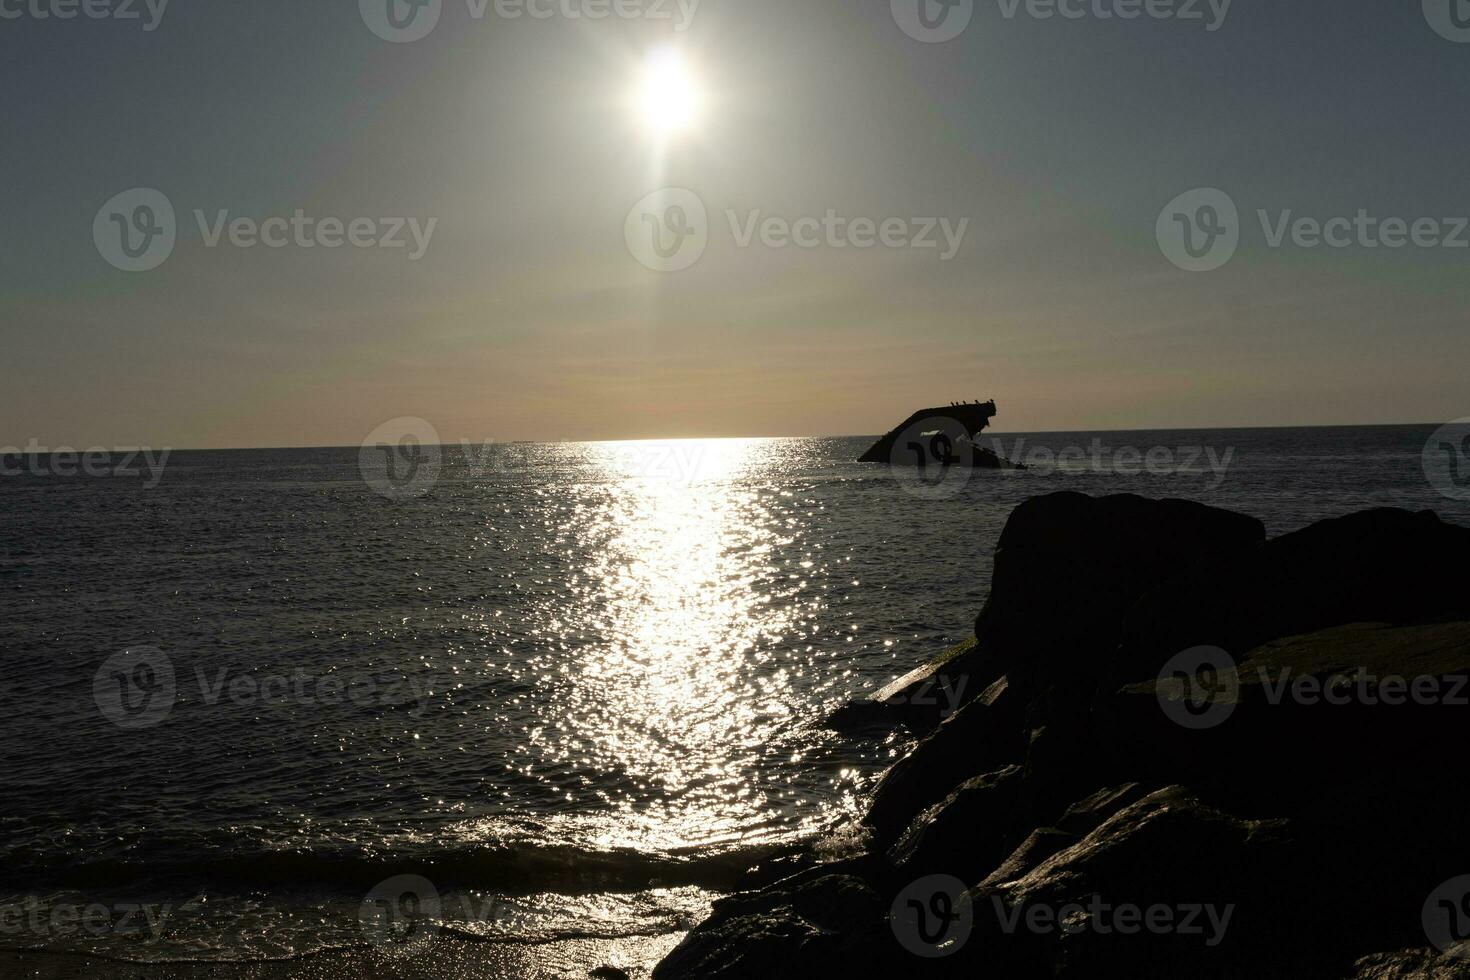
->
[1,932,683,980]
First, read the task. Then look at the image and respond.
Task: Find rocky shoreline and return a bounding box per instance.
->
[654,492,1470,979]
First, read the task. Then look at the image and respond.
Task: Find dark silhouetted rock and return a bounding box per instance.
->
[862,675,1024,850]
[1352,949,1470,979]
[962,787,1304,978]
[1105,620,1470,808]
[974,492,1265,698]
[825,638,980,735]
[651,871,891,980]
[1109,508,1470,692]
[887,764,1023,882]
[656,496,1470,980]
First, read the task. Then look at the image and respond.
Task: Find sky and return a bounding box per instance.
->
[2,0,1468,448]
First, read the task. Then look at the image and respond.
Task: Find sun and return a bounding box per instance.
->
[636,48,700,137]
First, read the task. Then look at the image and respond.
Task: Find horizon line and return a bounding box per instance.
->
[1,420,1450,455]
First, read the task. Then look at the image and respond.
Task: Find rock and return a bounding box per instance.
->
[978,827,1077,890]
[964,787,1303,978]
[651,872,892,980]
[656,496,1470,980]
[825,638,980,735]
[974,784,1158,892]
[973,492,1265,699]
[1109,508,1470,691]
[862,675,1024,849]
[590,968,631,980]
[887,765,1023,882]
[1352,949,1470,979]
[1105,621,1470,808]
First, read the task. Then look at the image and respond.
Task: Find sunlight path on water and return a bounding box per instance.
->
[545,439,813,852]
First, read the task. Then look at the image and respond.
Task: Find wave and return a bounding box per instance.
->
[1,838,806,896]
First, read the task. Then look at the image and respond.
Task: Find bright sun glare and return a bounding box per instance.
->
[636,48,699,137]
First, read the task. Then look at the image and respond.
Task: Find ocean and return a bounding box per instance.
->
[2,425,1466,963]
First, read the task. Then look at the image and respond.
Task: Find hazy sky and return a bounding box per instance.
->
[2,0,1468,447]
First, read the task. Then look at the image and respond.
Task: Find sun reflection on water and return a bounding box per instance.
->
[536,439,823,853]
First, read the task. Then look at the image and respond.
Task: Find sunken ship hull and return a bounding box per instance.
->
[859,400,1024,469]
